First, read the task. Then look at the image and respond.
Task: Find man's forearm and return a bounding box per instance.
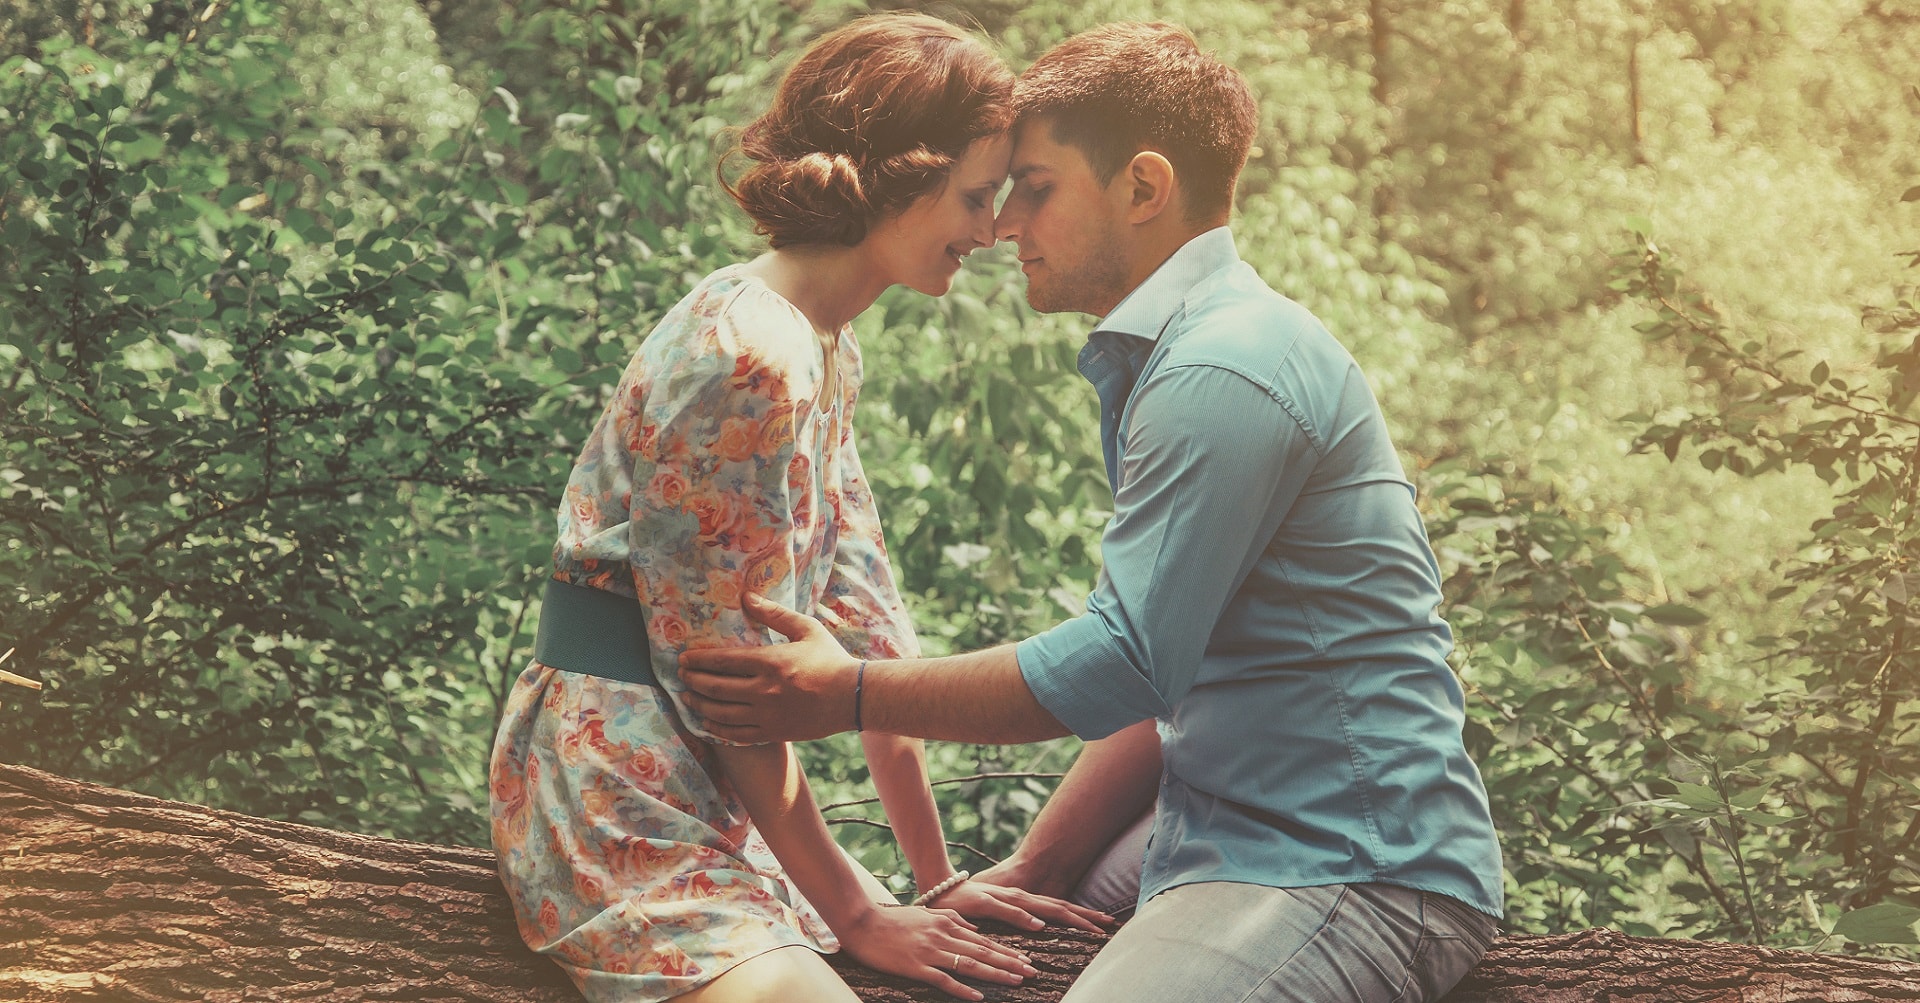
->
[865,644,1072,744]
[1005,719,1162,894]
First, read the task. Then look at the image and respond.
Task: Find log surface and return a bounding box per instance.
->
[4,762,1919,1002]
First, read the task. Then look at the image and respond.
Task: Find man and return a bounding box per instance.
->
[681,22,1503,1002]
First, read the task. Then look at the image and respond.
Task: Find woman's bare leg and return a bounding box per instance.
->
[841,845,897,904]
[673,945,860,1003]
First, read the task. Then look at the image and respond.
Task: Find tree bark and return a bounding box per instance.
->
[4,762,1918,1002]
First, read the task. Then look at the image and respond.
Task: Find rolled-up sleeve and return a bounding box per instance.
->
[1016,362,1319,739]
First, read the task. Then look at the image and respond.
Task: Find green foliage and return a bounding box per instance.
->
[0,1,556,842]
[1615,230,1920,945]
[4,0,1920,958]
[1425,459,1745,938]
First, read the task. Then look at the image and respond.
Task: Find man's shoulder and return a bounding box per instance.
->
[1162,264,1351,380]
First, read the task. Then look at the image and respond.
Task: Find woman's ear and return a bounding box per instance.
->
[1125,151,1176,224]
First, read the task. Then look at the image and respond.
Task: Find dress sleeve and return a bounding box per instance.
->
[613,291,821,745]
[818,412,922,663]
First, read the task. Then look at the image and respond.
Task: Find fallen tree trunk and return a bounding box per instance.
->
[3,762,1917,1002]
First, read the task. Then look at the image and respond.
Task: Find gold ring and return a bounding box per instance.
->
[952,952,964,970]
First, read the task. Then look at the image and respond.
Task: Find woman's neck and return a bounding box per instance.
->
[739,245,889,333]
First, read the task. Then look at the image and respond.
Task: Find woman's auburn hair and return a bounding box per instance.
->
[722,13,1013,249]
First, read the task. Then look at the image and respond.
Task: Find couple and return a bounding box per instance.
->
[490,13,1503,1003]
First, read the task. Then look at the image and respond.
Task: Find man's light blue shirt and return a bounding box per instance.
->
[1015,227,1505,918]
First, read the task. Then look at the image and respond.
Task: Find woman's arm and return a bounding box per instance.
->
[819,395,1108,932]
[710,739,1035,1000]
[709,740,873,926]
[813,398,957,892]
[863,732,956,888]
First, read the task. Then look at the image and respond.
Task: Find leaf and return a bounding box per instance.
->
[1644,603,1709,626]
[1668,782,1725,813]
[1903,186,1920,203]
[1833,903,1920,944]
[1657,821,1700,857]
[1879,574,1920,606]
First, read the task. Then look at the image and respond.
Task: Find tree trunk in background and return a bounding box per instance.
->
[4,763,1918,1002]
[1367,0,1398,219]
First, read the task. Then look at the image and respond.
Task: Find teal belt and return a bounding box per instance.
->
[532,578,660,688]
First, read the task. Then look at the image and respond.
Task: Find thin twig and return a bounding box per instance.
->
[823,816,1001,866]
[1572,614,1663,731]
[819,771,1065,812]
[1708,759,1766,944]
[0,648,36,690]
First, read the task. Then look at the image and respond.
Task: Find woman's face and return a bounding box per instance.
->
[864,134,1012,297]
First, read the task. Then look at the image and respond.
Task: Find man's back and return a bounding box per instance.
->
[1143,259,1502,918]
[1018,229,1503,918]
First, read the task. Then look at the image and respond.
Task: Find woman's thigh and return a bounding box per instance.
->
[672,946,858,1003]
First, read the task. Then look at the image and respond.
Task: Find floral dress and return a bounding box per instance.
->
[489,263,920,1002]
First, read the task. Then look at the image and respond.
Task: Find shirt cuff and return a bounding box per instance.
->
[1016,615,1168,740]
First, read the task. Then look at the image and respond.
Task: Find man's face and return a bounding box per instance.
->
[994,118,1133,317]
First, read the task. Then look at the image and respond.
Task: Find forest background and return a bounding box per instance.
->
[4,0,1918,956]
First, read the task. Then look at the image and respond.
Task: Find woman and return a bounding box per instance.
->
[489,14,1104,1003]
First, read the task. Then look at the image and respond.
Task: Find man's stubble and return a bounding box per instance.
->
[1025,213,1131,317]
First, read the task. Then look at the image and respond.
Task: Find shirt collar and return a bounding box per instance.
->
[1093,226,1242,342]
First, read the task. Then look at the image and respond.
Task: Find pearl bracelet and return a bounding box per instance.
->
[910,870,970,907]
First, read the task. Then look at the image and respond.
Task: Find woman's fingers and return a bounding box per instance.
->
[943,942,1031,985]
[846,903,1038,1000]
[914,967,985,1001]
[951,925,1034,976]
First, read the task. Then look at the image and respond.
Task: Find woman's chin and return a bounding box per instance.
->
[909,273,957,298]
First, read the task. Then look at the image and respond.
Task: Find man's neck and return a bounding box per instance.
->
[1111,222,1223,314]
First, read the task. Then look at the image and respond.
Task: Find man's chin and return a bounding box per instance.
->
[1022,282,1069,315]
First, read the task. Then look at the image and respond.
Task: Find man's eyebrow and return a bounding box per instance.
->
[1009,165,1051,181]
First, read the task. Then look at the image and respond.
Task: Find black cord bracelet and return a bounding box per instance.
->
[854,660,867,732]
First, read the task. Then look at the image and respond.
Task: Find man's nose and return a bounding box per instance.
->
[994,204,1022,244]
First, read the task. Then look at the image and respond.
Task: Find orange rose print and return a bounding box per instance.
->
[714,415,761,463]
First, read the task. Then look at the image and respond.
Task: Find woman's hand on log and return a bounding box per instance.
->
[837,903,1037,1000]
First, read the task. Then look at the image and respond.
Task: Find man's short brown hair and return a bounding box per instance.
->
[1015,23,1256,223]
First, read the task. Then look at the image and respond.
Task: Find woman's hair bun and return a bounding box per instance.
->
[729,152,872,247]
[720,13,1013,249]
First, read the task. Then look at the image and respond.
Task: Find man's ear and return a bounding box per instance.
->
[1124,151,1176,224]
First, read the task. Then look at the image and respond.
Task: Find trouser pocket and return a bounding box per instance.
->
[1388,892,1497,1003]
